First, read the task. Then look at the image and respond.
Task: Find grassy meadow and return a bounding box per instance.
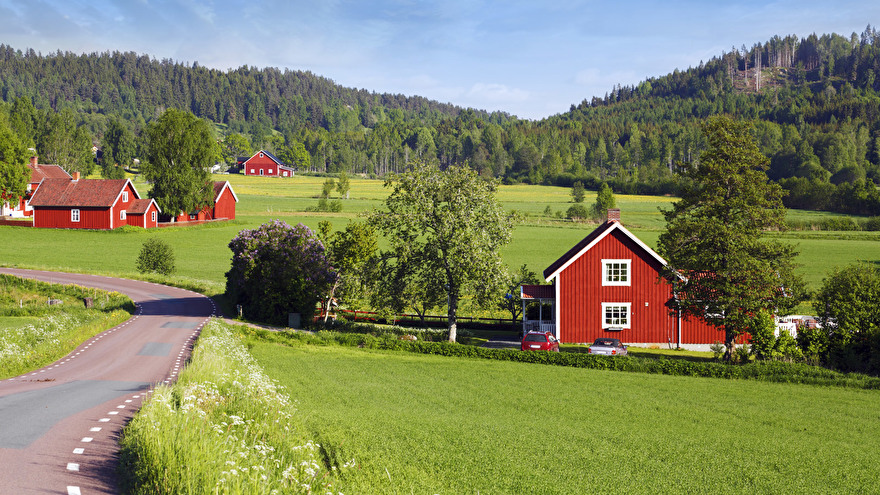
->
[248,336,880,494]
[1,173,877,302]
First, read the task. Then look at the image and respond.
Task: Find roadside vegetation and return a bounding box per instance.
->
[0,274,134,379]
[118,320,348,494]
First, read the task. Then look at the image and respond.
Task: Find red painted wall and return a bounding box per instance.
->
[213,188,236,219]
[243,153,280,176]
[33,207,111,229]
[556,228,720,344]
[127,203,159,228]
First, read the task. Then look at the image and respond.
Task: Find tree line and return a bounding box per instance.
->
[1,27,880,214]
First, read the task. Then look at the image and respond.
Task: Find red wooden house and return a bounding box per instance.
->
[240,150,294,177]
[28,176,157,229]
[3,157,71,217]
[522,209,720,348]
[173,181,238,223]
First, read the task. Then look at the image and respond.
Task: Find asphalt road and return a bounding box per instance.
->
[0,268,217,494]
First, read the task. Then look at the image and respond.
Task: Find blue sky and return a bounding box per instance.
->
[0,0,878,119]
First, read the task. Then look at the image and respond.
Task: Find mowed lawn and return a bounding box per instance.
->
[0,174,877,295]
[252,343,880,494]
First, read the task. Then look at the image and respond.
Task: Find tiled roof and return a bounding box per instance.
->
[245,149,286,166]
[28,178,132,208]
[521,284,555,300]
[28,164,71,183]
[128,198,159,214]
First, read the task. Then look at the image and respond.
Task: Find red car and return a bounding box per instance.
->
[521,331,560,352]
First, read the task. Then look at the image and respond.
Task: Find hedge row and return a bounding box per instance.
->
[246,328,880,390]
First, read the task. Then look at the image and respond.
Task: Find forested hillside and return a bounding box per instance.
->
[1,27,879,215]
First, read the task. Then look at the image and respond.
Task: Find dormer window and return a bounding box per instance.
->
[602,259,631,286]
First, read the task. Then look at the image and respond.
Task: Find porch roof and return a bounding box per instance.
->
[521,284,555,300]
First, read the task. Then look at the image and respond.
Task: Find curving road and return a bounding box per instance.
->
[0,268,217,494]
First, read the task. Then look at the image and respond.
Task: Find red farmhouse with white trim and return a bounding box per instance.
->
[522,209,720,348]
[173,181,238,223]
[28,176,160,229]
[240,150,294,177]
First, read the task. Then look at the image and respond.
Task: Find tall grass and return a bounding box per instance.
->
[118,320,350,494]
[0,274,134,378]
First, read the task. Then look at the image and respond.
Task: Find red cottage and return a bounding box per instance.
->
[522,209,720,349]
[173,181,238,223]
[240,150,294,177]
[3,158,71,217]
[127,198,162,228]
[28,177,154,229]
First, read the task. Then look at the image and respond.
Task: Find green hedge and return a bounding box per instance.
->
[243,328,880,390]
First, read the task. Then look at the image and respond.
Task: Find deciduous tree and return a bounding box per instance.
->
[497,264,540,324]
[657,116,803,360]
[591,182,616,219]
[142,109,216,216]
[101,118,136,179]
[369,162,514,342]
[0,117,29,213]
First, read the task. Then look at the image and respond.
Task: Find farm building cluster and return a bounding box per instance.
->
[1,156,237,229]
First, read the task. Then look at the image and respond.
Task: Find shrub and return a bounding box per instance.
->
[774,330,803,362]
[566,203,590,220]
[748,311,777,359]
[796,325,829,365]
[710,341,725,360]
[135,237,175,275]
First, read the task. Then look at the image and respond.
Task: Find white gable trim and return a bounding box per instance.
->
[545,222,669,283]
[215,182,239,203]
[110,179,139,208]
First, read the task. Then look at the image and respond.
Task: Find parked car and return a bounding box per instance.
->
[587,338,628,356]
[521,331,560,352]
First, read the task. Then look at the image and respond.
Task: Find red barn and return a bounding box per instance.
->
[173,181,238,223]
[28,177,154,229]
[522,209,720,348]
[240,150,294,177]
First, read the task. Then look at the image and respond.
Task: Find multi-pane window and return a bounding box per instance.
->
[120,210,126,220]
[122,191,128,202]
[151,210,157,222]
[602,259,631,286]
[602,303,631,329]
[71,209,80,222]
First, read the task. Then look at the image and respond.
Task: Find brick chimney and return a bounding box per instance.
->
[72,171,80,181]
[30,156,38,166]
[606,208,620,223]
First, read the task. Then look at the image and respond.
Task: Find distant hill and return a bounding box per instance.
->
[0,27,879,215]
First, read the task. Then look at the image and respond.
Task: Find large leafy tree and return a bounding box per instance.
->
[369,162,514,342]
[0,116,30,212]
[657,116,803,360]
[226,221,335,326]
[142,109,216,216]
[101,118,136,179]
[39,108,94,176]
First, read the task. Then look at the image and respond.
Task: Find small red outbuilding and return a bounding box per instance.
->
[173,181,238,223]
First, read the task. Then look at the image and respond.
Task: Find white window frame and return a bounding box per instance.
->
[268,168,273,174]
[71,209,80,222]
[601,302,632,329]
[602,259,631,286]
[120,210,126,220]
[122,191,128,202]
[151,210,157,222]
[250,168,255,174]
[259,169,264,176]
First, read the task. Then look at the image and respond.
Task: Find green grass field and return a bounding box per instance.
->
[1,174,877,304]
[250,340,880,494]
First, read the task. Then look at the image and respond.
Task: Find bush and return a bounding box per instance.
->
[774,330,803,362]
[748,312,777,359]
[135,237,175,275]
[565,203,590,220]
